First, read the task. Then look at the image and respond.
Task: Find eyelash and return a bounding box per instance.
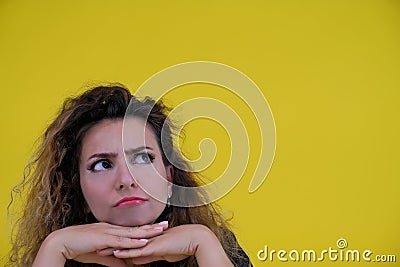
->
[87,153,155,172]
[88,159,112,171]
[133,152,155,163]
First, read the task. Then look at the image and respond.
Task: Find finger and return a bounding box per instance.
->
[96,248,115,256]
[158,220,169,230]
[135,221,169,230]
[113,247,148,259]
[104,236,149,250]
[106,220,168,231]
[106,221,168,239]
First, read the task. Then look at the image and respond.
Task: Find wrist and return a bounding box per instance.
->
[194,225,233,267]
[33,231,67,267]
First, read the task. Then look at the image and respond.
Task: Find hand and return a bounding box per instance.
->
[111,224,234,266]
[33,221,168,267]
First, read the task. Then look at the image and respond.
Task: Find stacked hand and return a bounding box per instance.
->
[33,222,233,267]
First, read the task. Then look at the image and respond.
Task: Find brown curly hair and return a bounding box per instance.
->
[7,83,245,267]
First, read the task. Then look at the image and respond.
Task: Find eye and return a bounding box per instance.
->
[89,160,112,172]
[132,153,155,164]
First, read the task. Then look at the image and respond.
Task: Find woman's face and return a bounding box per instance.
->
[79,118,172,226]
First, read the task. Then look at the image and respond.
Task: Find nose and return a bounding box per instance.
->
[115,160,137,190]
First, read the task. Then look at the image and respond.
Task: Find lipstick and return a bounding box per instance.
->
[114,196,147,207]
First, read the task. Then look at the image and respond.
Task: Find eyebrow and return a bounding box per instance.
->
[124,146,153,155]
[87,146,153,162]
[88,152,118,161]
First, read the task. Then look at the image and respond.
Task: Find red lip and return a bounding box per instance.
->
[114,196,148,207]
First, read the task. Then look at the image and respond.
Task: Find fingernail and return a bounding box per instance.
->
[154,226,163,231]
[158,221,168,226]
[139,239,148,242]
[114,249,121,253]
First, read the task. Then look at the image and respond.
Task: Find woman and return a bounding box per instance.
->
[8,84,252,267]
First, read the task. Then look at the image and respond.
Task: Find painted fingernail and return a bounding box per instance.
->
[113,249,121,253]
[139,239,148,242]
[158,221,168,226]
[154,226,163,231]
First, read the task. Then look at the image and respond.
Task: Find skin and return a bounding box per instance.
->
[32,118,233,266]
[79,118,172,227]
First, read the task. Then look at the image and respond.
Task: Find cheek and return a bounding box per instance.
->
[131,164,169,201]
[80,174,112,205]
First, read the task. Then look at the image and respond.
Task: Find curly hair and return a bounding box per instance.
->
[7,83,244,267]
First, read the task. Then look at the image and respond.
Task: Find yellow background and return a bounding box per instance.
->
[1,1,399,266]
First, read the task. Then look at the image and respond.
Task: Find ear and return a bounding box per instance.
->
[166,165,174,183]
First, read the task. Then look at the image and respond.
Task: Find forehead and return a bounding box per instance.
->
[123,117,159,149]
[81,118,160,153]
